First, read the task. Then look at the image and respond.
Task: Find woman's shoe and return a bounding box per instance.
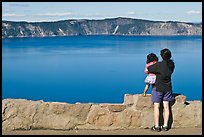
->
[161,125,169,131]
[151,125,161,132]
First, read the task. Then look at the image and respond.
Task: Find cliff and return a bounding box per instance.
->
[2,17,202,38]
[2,94,202,131]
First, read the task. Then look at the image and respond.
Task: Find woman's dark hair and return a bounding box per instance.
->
[160,48,175,71]
[146,53,158,64]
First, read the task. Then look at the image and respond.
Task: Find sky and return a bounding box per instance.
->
[2,2,202,23]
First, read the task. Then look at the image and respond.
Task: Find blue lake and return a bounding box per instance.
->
[2,35,202,103]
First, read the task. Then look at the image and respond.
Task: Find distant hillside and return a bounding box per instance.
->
[2,17,202,38]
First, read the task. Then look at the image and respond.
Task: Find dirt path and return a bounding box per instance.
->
[3,128,202,135]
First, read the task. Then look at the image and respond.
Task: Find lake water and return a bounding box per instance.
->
[2,35,202,103]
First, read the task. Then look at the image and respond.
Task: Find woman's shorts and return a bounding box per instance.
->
[145,75,156,84]
[151,87,174,103]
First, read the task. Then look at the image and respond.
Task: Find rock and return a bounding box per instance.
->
[86,105,113,127]
[64,104,92,122]
[175,95,186,103]
[172,100,202,128]
[123,94,139,105]
[140,109,154,128]
[124,94,153,110]
[122,109,142,128]
[2,99,42,130]
[134,94,153,110]
[108,104,126,112]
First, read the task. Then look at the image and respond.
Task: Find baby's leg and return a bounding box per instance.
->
[143,83,150,96]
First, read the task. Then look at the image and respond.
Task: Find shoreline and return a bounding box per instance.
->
[2,34,202,39]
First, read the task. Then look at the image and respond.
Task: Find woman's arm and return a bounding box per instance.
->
[147,63,159,74]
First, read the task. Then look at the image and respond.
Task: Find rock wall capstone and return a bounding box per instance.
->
[2,94,202,131]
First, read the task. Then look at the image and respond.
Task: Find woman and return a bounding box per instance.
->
[147,48,175,132]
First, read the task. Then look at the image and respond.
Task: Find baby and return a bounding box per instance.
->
[143,53,158,97]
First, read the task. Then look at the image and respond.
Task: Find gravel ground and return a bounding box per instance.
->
[2,128,202,135]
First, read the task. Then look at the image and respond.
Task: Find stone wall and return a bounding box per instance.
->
[2,94,202,131]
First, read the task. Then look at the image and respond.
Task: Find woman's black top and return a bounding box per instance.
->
[148,60,174,93]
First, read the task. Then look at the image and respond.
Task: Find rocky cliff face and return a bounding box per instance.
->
[2,17,202,38]
[2,94,202,131]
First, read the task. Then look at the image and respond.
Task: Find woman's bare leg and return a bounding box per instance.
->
[163,101,169,127]
[154,102,160,127]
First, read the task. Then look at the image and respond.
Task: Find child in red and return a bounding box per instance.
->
[143,53,158,97]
